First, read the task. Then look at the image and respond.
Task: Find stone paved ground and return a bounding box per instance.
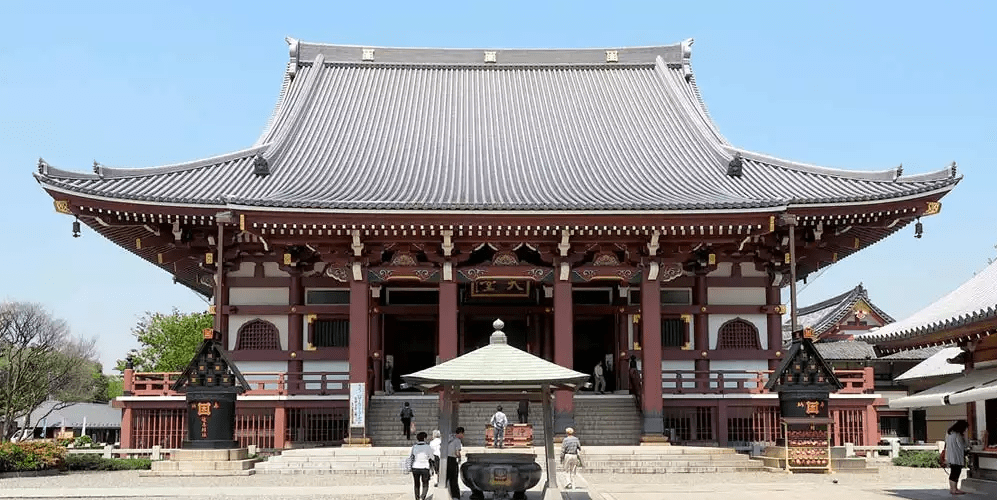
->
[0,464,987,499]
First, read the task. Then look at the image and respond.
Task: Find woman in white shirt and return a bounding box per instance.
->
[944,420,969,495]
[408,431,433,500]
[429,430,442,485]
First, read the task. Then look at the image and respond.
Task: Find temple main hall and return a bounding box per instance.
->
[35,38,959,448]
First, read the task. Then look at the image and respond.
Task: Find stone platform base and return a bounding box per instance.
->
[141,448,259,477]
[963,478,997,496]
[640,434,672,446]
[343,436,372,447]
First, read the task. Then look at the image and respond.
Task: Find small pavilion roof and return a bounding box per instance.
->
[35,38,960,213]
[860,260,997,353]
[784,284,895,343]
[402,319,590,391]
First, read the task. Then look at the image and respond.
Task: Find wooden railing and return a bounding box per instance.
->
[125,371,349,397]
[660,367,874,395]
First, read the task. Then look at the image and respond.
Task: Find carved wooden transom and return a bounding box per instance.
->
[492,250,519,266]
[592,251,621,266]
[390,251,419,267]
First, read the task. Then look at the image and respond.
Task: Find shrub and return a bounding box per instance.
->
[0,441,67,472]
[64,455,152,471]
[892,450,942,468]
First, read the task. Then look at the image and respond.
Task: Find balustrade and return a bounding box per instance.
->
[126,371,349,397]
[660,366,874,395]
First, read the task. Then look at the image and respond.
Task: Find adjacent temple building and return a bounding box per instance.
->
[35,38,960,449]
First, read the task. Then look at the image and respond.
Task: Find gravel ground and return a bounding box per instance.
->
[583,462,950,486]
[0,463,956,500]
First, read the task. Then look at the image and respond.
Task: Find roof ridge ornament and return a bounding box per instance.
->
[893,163,903,181]
[253,154,270,177]
[92,160,104,179]
[490,319,508,345]
[950,161,958,178]
[726,152,744,178]
[37,158,48,175]
[286,37,299,77]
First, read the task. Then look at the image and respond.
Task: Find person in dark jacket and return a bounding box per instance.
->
[517,398,529,424]
[400,402,414,440]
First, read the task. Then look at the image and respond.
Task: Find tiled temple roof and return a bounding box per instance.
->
[860,260,997,351]
[782,284,894,343]
[34,39,959,212]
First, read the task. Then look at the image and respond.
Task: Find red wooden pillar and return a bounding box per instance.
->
[274,406,287,449]
[865,403,880,446]
[439,281,459,362]
[288,271,303,392]
[553,279,575,432]
[120,407,134,448]
[640,278,664,436]
[693,274,709,390]
[766,284,783,370]
[349,279,370,385]
[370,304,383,394]
[717,401,729,446]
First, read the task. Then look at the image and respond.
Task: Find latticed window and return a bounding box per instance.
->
[661,318,687,348]
[235,319,281,350]
[716,318,761,350]
[313,319,349,348]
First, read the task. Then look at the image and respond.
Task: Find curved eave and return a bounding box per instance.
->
[866,315,997,354]
[77,218,213,297]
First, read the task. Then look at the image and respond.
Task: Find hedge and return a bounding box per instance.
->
[0,442,66,473]
[892,450,943,468]
[64,454,152,471]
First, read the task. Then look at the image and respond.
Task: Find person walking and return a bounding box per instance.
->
[490,405,508,448]
[446,426,465,500]
[560,427,582,489]
[400,402,414,440]
[408,432,433,500]
[944,419,970,495]
[429,429,442,486]
[593,361,606,394]
[517,397,530,424]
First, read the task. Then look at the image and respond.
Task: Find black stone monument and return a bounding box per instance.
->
[170,329,249,449]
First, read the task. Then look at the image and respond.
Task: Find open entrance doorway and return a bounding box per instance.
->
[383,316,436,392]
[574,315,617,393]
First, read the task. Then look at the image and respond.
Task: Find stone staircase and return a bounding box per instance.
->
[366,394,640,447]
[367,395,440,447]
[256,445,766,475]
[573,394,641,446]
[457,401,547,447]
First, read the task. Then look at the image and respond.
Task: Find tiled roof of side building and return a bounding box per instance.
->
[34,39,960,212]
[782,284,895,342]
[859,260,997,346]
[814,340,942,362]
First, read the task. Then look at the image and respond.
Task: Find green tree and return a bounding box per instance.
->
[0,301,100,440]
[116,309,212,372]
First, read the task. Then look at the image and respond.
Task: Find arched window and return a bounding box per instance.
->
[235,319,281,350]
[716,318,761,350]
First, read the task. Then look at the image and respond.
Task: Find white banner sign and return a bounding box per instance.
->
[349,382,366,428]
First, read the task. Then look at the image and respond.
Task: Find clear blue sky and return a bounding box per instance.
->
[1,1,994,373]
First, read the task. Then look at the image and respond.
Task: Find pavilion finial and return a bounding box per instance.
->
[490,318,507,345]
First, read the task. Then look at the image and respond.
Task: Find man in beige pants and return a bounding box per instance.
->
[560,427,582,489]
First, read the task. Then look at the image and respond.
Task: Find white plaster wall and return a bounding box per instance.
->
[739,262,767,278]
[228,315,288,350]
[708,314,768,350]
[227,262,256,278]
[229,287,289,306]
[302,361,350,392]
[262,262,290,278]
[707,262,732,278]
[709,360,768,390]
[661,360,696,390]
[233,360,288,393]
[708,287,766,306]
